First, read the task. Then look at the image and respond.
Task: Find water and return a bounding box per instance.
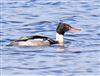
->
[0,0,100,76]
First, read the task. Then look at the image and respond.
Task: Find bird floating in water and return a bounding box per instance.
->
[8,22,80,46]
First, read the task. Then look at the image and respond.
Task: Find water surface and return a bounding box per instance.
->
[0,0,100,76]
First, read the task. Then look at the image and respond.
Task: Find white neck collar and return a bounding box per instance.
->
[56,33,64,45]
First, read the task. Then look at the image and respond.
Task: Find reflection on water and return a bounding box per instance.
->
[0,0,100,76]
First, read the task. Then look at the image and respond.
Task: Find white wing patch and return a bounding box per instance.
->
[33,38,44,41]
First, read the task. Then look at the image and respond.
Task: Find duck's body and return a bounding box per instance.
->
[9,35,57,46]
[8,23,80,46]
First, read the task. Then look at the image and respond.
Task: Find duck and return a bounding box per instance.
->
[8,22,80,46]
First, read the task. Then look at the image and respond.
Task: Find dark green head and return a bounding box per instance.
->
[56,23,81,35]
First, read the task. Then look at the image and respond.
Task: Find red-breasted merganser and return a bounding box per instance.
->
[8,23,80,46]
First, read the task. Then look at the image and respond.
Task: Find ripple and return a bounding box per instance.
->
[35,1,63,6]
[41,54,56,57]
[97,33,100,36]
[7,67,53,70]
[50,69,64,73]
[50,2,63,5]
[85,44,100,47]
[9,21,23,23]
[24,21,51,26]
[0,21,8,24]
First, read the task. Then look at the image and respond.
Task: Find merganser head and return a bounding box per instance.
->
[56,23,80,35]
